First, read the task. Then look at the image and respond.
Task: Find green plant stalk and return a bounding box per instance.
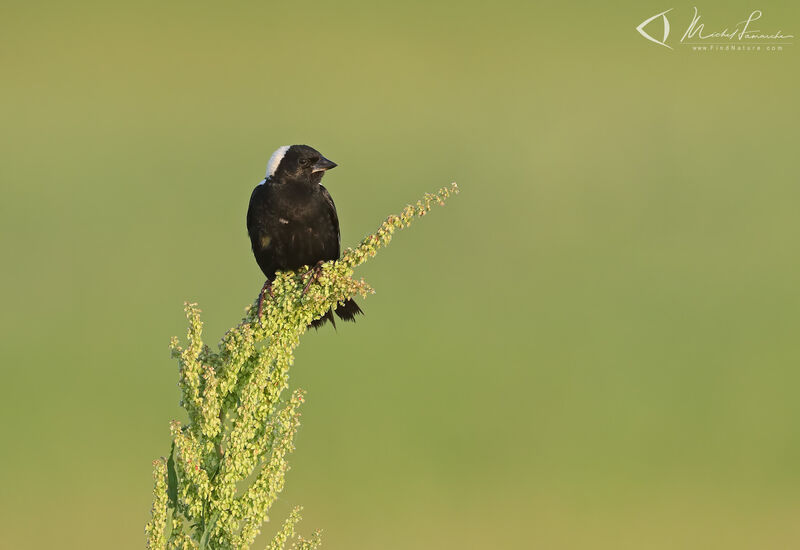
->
[145,183,459,550]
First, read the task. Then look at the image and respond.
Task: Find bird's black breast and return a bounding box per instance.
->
[247,182,340,280]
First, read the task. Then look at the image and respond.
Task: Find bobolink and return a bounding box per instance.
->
[247,144,362,328]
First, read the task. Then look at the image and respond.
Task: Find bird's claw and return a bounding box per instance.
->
[302,261,325,295]
[257,280,273,318]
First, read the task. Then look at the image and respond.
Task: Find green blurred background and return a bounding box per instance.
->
[2,1,799,548]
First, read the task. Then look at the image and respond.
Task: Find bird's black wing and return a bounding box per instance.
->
[315,183,362,326]
[247,184,278,279]
[319,184,340,258]
[247,185,263,243]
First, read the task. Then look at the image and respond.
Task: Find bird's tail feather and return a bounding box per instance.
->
[310,309,336,330]
[309,299,362,330]
[335,299,363,322]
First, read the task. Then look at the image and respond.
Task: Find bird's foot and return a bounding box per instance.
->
[257,280,273,318]
[302,261,325,295]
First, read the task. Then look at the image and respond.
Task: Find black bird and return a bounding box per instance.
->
[247,144,362,328]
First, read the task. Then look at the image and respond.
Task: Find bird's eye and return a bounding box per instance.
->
[298,158,309,166]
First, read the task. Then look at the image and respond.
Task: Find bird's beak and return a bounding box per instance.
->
[312,156,337,173]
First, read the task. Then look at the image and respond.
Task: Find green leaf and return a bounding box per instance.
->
[199,510,221,550]
[167,441,178,509]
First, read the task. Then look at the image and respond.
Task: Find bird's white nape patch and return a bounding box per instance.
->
[266,145,291,178]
